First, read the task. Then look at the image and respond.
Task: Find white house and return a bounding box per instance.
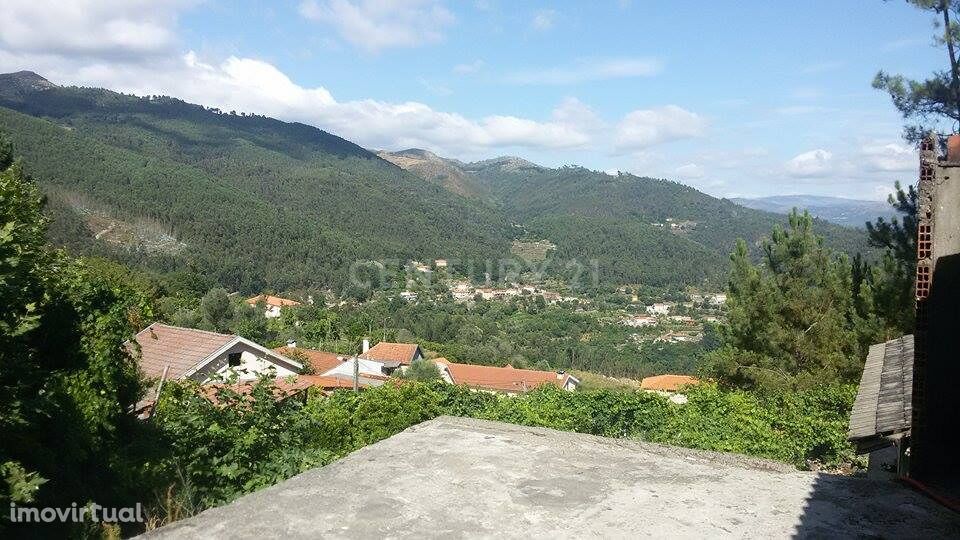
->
[623,315,657,327]
[646,302,672,316]
[709,293,727,305]
[131,323,303,384]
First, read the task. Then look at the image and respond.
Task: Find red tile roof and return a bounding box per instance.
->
[640,374,700,392]
[434,359,575,393]
[131,323,235,380]
[274,347,342,375]
[202,377,314,405]
[363,342,422,365]
[297,375,363,390]
[245,294,301,307]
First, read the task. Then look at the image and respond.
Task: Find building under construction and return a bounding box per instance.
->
[849,133,960,503]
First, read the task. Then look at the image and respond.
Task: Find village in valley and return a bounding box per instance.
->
[131,261,729,417]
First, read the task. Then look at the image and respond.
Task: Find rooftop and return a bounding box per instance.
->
[273,346,342,374]
[640,374,701,392]
[434,359,574,393]
[245,294,301,307]
[362,342,421,365]
[142,417,960,539]
[848,335,914,453]
[130,323,235,380]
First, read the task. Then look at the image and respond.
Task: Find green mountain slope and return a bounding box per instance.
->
[380,151,871,287]
[1,71,870,291]
[0,72,511,291]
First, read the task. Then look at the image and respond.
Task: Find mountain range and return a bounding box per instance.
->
[731,195,897,228]
[0,71,872,292]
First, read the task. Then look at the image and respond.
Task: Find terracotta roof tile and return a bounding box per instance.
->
[131,323,235,380]
[363,342,421,365]
[434,359,575,393]
[296,375,359,389]
[640,374,700,392]
[202,377,314,405]
[274,347,343,374]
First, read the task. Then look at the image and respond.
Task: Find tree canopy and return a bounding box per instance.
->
[874,0,960,143]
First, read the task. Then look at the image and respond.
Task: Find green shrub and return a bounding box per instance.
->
[147,378,857,528]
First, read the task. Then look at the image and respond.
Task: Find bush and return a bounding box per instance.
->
[149,378,857,526]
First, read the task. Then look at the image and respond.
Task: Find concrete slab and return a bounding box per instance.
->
[143,416,960,539]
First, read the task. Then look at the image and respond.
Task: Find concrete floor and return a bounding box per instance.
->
[144,416,960,539]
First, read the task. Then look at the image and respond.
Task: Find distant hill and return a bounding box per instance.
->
[731,195,897,228]
[382,150,871,287]
[0,71,511,291]
[0,70,870,290]
[376,148,479,198]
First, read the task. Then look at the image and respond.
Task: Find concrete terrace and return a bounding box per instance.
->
[144,417,960,539]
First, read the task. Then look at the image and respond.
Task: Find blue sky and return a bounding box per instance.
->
[0,1,948,200]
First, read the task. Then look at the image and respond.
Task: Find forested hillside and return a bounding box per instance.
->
[0,72,511,292]
[0,71,870,291]
[381,150,872,286]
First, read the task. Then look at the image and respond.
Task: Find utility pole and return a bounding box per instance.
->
[353,352,359,393]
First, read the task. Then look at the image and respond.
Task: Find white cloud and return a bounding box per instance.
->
[785,149,833,178]
[861,142,916,172]
[0,0,187,60]
[298,0,455,53]
[550,97,604,132]
[0,3,700,161]
[84,53,594,154]
[531,9,556,31]
[453,59,484,75]
[614,105,707,151]
[674,163,705,179]
[0,40,702,158]
[505,57,661,85]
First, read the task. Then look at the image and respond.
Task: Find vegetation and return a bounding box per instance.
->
[0,71,869,293]
[0,76,511,292]
[146,378,857,524]
[703,209,913,390]
[130,286,719,379]
[451,158,870,287]
[0,133,155,536]
[874,0,960,144]
[859,181,918,335]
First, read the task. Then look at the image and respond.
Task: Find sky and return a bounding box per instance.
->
[0,0,949,200]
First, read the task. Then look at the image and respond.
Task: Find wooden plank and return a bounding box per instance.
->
[849,335,914,441]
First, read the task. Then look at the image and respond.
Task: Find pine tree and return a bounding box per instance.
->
[874,0,960,143]
[706,211,864,389]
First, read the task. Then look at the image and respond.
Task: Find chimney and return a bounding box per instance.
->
[948,134,960,162]
[362,338,370,354]
[286,339,297,349]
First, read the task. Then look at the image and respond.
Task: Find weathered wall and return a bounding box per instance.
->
[912,135,960,478]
